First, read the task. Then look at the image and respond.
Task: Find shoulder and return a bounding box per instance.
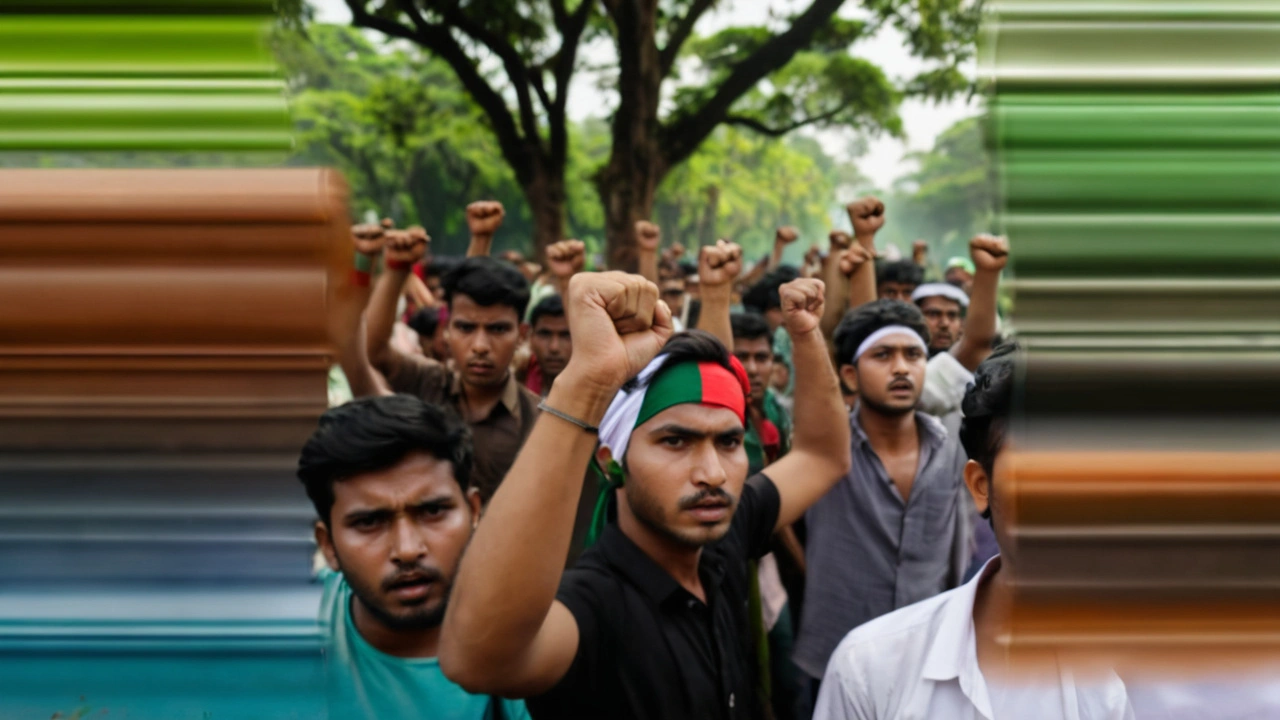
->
[555,552,621,628]
[825,587,956,687]
[517,383,541,411]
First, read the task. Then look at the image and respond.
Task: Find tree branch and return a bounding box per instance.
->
[723,105,846,136]
[659,0,844,167]
[659,0,716,77]
[345,0,535,182]
[403,0,543,154]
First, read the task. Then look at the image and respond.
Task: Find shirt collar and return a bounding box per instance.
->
[597,525,683,605]
[597,524,724,607]
[449,370,522,417]
[921,556,1001,715]
[850,404,949,450]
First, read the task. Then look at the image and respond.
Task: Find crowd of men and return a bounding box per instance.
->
[301,198,1267,719]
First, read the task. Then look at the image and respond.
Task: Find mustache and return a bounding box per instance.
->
[381,565,444,592]
[887,376,915,391]
[677,487,736,511]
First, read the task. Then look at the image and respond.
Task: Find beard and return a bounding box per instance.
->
[336,551,450,631]
[624,482,736,549]
[860,388,918,417]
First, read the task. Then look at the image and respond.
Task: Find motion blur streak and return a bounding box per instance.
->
[0,3,333,718]
[986,0,1280,672]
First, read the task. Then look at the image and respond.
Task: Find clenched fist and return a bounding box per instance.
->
[547,239,587,279]
[837,244,876,278]
[564,272,674,392]
[847,196,885,241]
[698,239,743,288]
[912,239,928,264]
[351,223,386,257]
[466,201,505,237]
[779,278,825,336]
[663,242,687,262]
[828,230,853,252]
[385,226,429,267]
[635,221,661,253]
[775,226,800,246]
[970,234,1009,273]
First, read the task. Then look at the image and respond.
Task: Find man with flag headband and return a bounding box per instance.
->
[439,271,852,720]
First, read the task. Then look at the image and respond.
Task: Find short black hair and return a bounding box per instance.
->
[875,259,924,288]
[959,342,1019,479]
[743,265,800,313]
[297,395,473,525]
[442,256,530,316]
[529,294,565,329]
[679,260,697,278]
[833,299,930,368]
[425,256,460,279]
[407,306,441,338]
[730,312,773,348]
[624,329,733,393]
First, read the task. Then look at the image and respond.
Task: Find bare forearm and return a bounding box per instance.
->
[338,313,391,398]
[638,250,658,284]
[443,371,614,669]
[850,234,877,310]
[365,267,409,368]
[952,267,1000,371]
[820,256,847,342]
[696,286,734,349]
[466,234,493,258]
[769,242,784,270]
[788,326,849,463]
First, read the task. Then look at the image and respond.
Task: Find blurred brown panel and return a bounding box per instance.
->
[0,168,349,453]
[1003,449,1280,663]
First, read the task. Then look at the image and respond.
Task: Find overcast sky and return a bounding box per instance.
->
[308,0,976,189]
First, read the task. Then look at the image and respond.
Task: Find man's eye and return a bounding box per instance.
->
[719,437,742,450]
[351,517,381,530]
[660,436,685,448]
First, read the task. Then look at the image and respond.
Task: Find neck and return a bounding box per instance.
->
[462,372,506,405]
[350,595,440,659]
[857,404,917,450]
[972,557,1016,678]
[618,506,705,601]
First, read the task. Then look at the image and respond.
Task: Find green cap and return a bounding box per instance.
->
[945,256,975,275]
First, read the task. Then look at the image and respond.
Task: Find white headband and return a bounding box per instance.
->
[853,325,926,363]
[597,354,670,462]
[911,282,969,308]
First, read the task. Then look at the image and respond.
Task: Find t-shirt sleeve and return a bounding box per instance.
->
[529,569,612,709]
[731,473,782,560]
[919,350,974,417]
[379,351,449,402]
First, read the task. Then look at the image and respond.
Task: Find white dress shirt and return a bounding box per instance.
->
[813,558,1135,720]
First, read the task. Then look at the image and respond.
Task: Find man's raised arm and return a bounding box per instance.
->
[364,227,428,372]
[546,239,586,299]
[950,234,1008,372]
[693,239,743,349]
[635,220,661,283]
[440,273,673,696]
[330,223,391,398]
[465,201,504,257]
[762,279,853,530]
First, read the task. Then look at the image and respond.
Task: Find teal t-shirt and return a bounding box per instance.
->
[319,568,530,720]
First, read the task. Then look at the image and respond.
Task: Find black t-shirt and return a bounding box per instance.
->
[527,474,781,720]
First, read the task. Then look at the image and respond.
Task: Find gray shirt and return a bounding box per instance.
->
[794,407,971,680]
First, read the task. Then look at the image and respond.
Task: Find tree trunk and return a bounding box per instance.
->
[522,168,566,263]
[597,0,665,272]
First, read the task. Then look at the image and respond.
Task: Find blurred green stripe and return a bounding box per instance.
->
[0,16,274,77]
[994,105,1280,149]
[0,1,274,13]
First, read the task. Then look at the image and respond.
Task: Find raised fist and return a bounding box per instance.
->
[547,239,587,279]
[837,244,876,278]
[779,278,825,335]
[775,226,800,246]
[380,217,395,229]
[663,242,687,262]
[565,272,674,392]
[828,230,853,252]
[847,196,886,240]
[635,221,661,252]
[466,201,505,237]
[698,239,743,288]
[385,227,429,266]
[970,234,1009,272]
[351,223,386,257]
